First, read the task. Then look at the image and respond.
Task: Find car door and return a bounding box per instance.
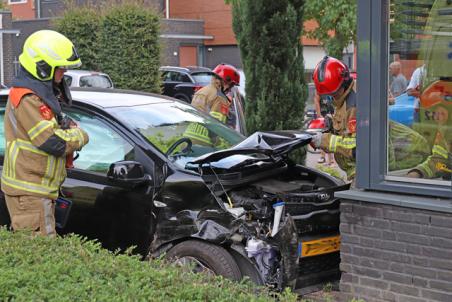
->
[60,107,157,255]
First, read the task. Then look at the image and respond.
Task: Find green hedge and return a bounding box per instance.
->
[0,229,297,301]
[53,7,102,72]
[54,2,161,93]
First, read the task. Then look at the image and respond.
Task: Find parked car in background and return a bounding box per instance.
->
[0,88,349,292]
[160,66,215,102]
[64,70,114,89]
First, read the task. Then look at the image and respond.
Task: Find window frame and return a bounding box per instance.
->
[356,0,452,198]
[8,0,27,4]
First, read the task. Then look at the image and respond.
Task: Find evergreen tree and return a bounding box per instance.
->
[227,0,306,133]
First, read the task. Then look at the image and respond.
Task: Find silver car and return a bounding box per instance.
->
[64,70,114,89]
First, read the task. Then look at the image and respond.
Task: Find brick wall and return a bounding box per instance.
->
[340,200,452,302]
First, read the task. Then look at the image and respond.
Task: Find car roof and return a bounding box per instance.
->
[70,88,175,108]
[160,66,212,74]
[65,70,109,76]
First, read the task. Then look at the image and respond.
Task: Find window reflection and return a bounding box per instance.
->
[388,0,452,183]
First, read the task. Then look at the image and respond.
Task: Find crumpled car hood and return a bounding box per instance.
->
[188,131,312,166]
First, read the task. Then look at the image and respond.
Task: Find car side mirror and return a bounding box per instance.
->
[107,161,151,189]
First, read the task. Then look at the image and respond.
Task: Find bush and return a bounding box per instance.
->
[53,6,102,71]
[0,229,298,301]
[54,2,161,93]
[99,3,161,93]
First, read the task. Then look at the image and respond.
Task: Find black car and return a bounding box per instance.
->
[160,66,215,102]
[0,88,349,291]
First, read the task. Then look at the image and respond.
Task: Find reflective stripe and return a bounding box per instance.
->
[432,145,448,159]
[5,138,63,194]
[42,198,55,236]
[7,105,18,136]
[329,136,338,152]
[184,123,211,145]
[419,161,434,178]
[336,137,356,149]
[42,155,56,187]
[210,111,226,123]
[1,174,59,198]
[55,128,84,145]
[28,120,54,141]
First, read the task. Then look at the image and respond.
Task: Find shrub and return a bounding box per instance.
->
[53,2,161,93]
[0,229,298,301]
[98,3,161,93]
[53,6,102,71]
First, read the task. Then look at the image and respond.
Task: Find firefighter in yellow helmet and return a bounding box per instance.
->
[2,30,89,236]
[184,64,240,146]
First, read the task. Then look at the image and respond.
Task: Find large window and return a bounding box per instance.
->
[355,0,452,197]
[386,0,452,186]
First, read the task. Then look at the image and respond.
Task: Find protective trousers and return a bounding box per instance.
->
[5,194,56,236]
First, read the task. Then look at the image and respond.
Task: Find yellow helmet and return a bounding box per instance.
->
[19,30,82,81]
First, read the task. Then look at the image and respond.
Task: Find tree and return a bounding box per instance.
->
[304,0,357,59]
[227,0,306,134]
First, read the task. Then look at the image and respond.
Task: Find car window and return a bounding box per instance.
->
[64,75,73,87]
[79,75,113,89]
[107,102,244,169]
[65,110,134,173]
[191,72,213,84]
[180,74,191,83]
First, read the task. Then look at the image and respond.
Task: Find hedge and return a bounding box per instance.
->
[0,229,298,301]
[54,2,161,93]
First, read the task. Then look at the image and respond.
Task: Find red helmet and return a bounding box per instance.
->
[313,56,350,96]
[213,63,240,85]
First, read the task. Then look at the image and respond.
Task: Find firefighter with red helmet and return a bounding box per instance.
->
[185,63,240,146]
[310,56,357,180]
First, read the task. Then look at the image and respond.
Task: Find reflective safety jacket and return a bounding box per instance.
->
[191,82,230,123]
[1,88,89,199]
[188,82,231,145]
[410,128,450,179]
[319,82,357,179]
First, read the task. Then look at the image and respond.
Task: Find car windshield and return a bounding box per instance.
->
[191,72,214,84]
[80,75,113,88]
[107,101,245,168]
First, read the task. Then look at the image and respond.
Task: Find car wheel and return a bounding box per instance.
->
[174,94,190,103]
[167,240,242,281]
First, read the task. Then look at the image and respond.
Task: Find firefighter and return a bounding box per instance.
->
[1,30,89,236]
[185,63,240,146]
[406,103,451,179]
[310,56,357,180]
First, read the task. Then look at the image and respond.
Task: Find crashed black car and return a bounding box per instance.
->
[0,88,349,290]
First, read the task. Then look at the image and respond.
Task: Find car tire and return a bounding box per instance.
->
[167,240,242,281]
[174,94,190,103]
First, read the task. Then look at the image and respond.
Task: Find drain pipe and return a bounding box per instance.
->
[166,0,170,19]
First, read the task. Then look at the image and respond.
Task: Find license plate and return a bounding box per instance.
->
[300,235,341,258]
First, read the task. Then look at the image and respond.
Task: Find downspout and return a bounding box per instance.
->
[0,14,3,86]
[166,0,170,19]
[36,0,41,19]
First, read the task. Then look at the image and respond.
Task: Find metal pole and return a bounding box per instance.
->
[166,0,170,19]
[0,33,4,85]
[37,0,41,19]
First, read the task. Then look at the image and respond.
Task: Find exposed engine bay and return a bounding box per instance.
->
[216,169,348,289]
[152,131,350,291]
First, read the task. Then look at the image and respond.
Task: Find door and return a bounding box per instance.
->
[61,108,156,255]
[179,46,198,67]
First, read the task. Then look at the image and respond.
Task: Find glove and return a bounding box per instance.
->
[407,170,422,178]
[309,132,322,149]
